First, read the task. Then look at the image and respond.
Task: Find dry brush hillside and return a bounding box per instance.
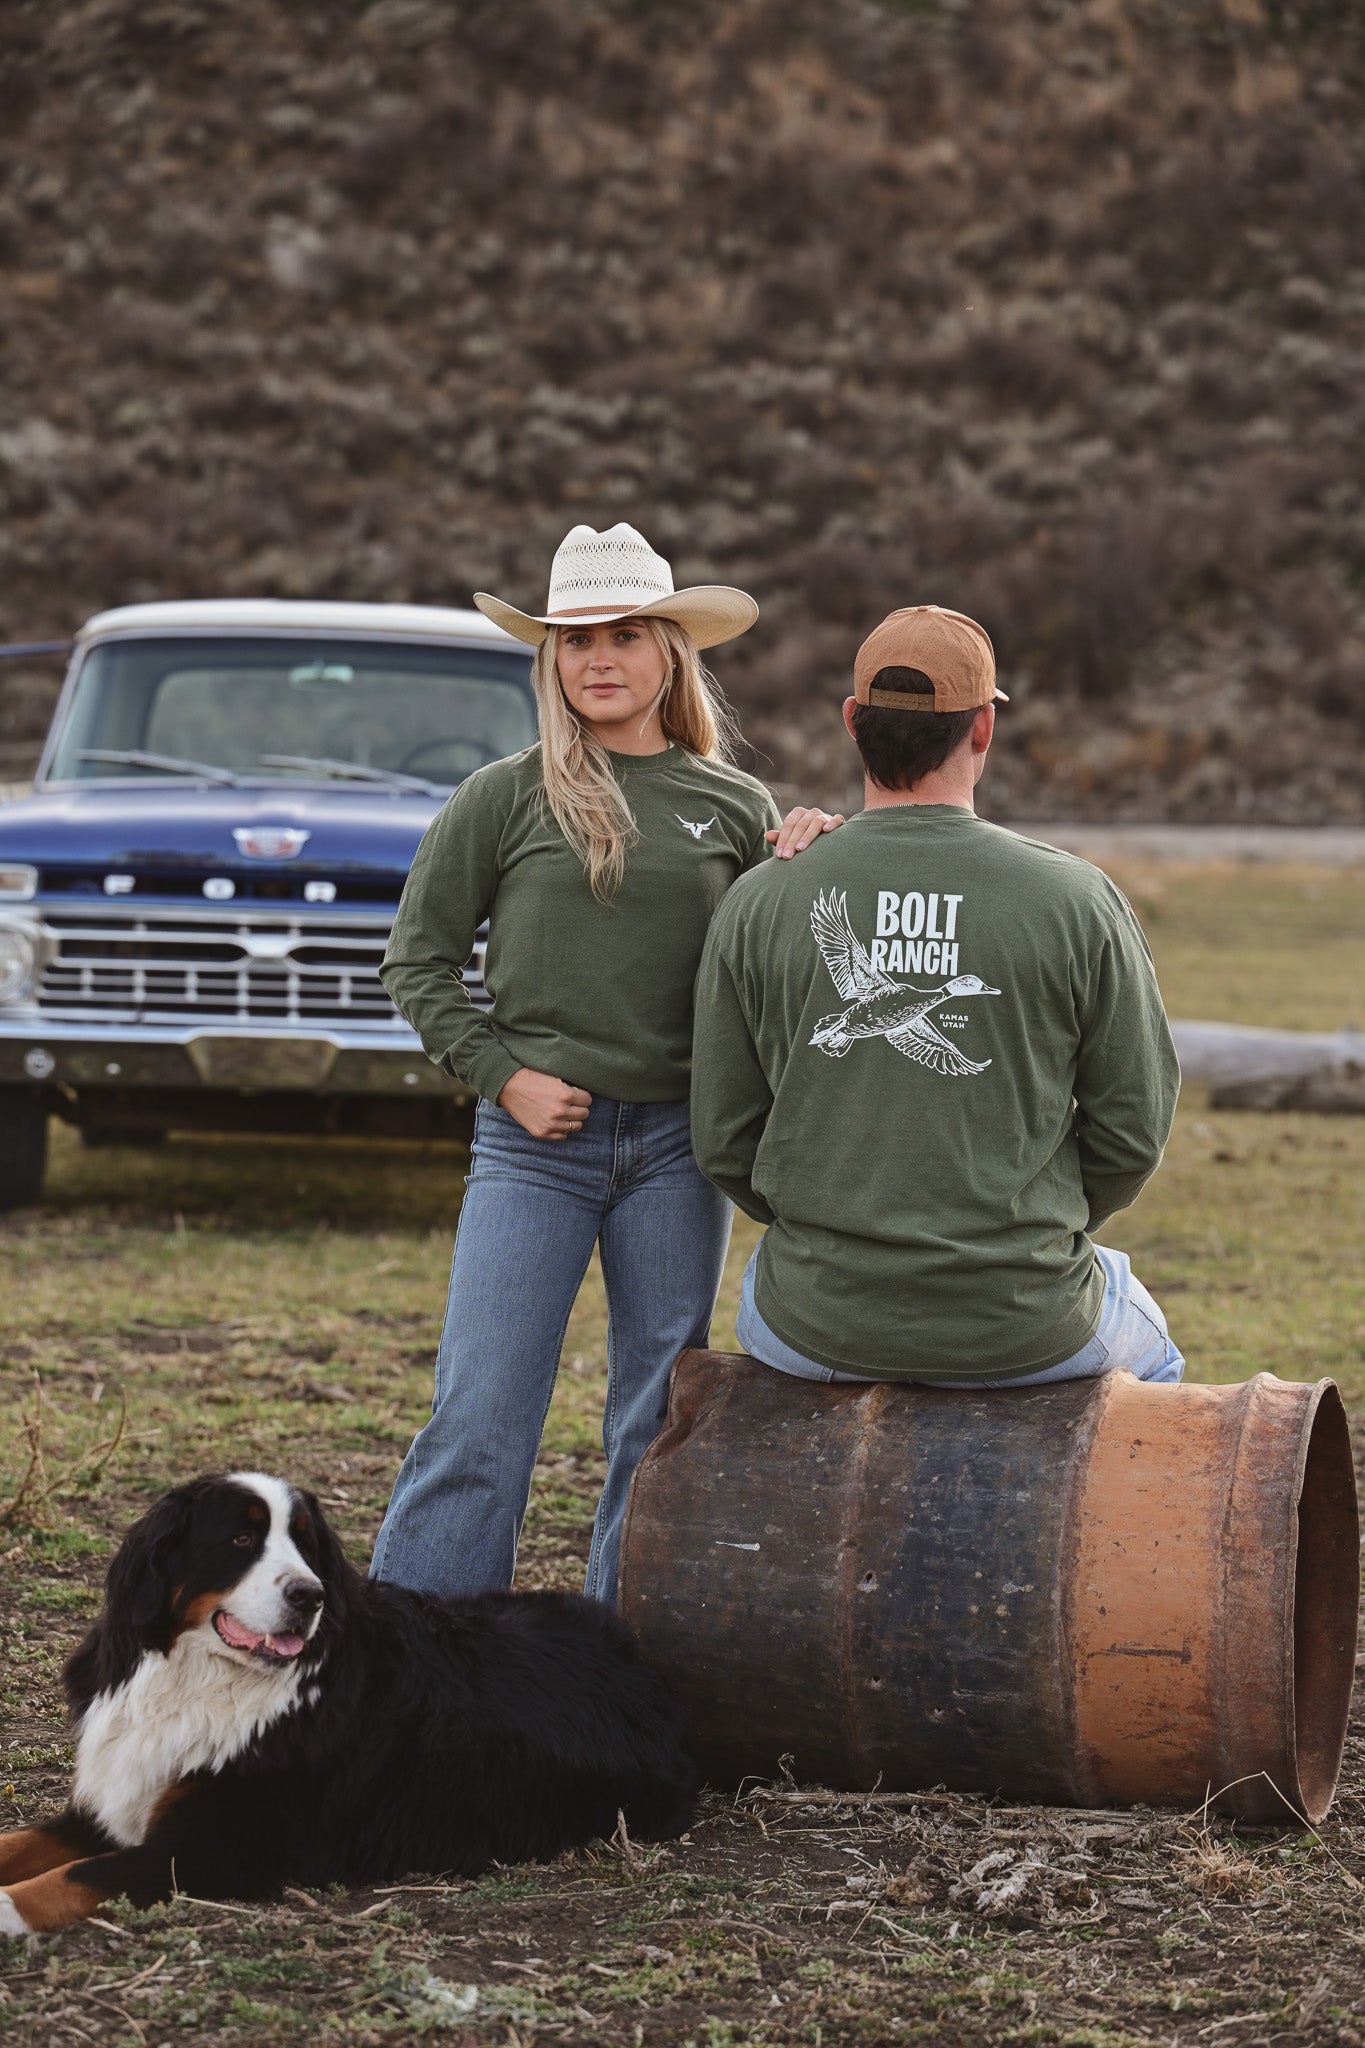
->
[1,0,1364,816]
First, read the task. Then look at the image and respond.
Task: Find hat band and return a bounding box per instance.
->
[866,685,939,710]
[546,602,669,621]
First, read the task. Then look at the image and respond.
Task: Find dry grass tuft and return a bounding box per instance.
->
[1177,1827,1269,1902]
[0,1373,128,1533]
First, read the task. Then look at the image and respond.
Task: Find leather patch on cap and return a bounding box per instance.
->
[866,686,940,710]
[866,669,938,711]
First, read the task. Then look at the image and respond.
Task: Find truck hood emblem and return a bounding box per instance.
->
[232,826,311,860]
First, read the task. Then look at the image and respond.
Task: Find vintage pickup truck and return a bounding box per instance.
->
[0,599,536,1206]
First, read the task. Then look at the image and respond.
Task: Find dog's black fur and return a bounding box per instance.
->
[0,1477,694,1928]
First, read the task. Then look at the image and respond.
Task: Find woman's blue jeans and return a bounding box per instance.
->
[370,1095,732,1606]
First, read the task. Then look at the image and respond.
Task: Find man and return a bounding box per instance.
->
[691,605,1183,1387]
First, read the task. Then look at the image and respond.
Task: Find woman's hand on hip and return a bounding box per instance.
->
[766,806,846,859]
[497,1069,593,1141]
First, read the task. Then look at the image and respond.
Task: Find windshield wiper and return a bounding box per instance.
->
[258,754,444,796]
[78,748,242,786]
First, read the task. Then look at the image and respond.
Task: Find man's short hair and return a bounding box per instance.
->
[850,667,978,791]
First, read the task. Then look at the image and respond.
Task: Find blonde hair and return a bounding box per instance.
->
[531,617,739,901]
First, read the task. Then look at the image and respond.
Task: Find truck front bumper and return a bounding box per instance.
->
[0,1017,470,1102]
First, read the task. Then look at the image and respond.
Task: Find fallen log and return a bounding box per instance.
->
[1171,1021,1365,1111]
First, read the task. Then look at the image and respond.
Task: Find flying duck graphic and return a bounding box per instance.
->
[808,889,999,1076]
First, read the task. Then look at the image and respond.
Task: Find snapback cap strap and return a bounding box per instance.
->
[866,666,938,711]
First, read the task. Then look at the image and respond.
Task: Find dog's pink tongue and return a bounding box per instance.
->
[216,1611,264,1652]
[267,1633,304,1659]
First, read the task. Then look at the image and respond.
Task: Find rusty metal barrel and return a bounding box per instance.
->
[619,1352,1359,1824]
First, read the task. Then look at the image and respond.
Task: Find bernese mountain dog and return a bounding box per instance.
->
[0,1472,695,1936]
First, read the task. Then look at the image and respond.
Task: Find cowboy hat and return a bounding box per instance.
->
[473,523,759,649]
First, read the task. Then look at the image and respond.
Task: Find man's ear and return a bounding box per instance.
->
[842,697,858,738]
[971,704,995,755]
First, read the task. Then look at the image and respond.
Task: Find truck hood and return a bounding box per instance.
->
[0,782,445,875]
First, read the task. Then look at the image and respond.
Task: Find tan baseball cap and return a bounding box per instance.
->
[853,605,1007,711]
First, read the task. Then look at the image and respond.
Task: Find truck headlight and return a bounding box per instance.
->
[0,865,38,900]
[0,925,39,1003]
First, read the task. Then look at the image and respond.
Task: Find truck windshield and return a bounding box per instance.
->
[45,635,536,788]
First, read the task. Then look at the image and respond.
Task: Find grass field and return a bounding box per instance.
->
[1,859,1363,2045]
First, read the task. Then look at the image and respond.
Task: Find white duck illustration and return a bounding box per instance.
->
[808,889,999,1076]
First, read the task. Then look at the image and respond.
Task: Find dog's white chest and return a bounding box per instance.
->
[73,1637,302,1848]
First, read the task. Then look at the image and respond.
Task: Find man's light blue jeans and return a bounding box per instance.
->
[736,1242,1185,1387]
[370,1094,732,1606]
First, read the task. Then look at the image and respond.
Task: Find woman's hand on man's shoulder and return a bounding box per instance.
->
[766,807,846,860]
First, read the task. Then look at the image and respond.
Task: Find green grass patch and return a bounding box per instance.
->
[1109,860,1365,1032]
[1,857,1363,2046]
[0,857,1362,1560]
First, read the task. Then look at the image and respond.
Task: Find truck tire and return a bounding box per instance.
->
[0,1089,48,1209]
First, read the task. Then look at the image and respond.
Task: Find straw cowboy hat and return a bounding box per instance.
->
[473,523,759,650]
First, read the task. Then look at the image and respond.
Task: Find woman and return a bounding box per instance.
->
[370,522,840,1606]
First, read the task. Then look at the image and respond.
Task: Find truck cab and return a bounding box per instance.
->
[0,599,536,1206]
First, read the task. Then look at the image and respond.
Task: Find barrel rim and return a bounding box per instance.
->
[1284,1377,1359,1825]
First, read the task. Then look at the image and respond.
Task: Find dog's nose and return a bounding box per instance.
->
[282,1577,323,1617]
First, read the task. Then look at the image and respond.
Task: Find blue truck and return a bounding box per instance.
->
[0,599,536,1206]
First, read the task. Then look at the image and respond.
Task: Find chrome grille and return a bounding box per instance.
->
[35,911,489,1025]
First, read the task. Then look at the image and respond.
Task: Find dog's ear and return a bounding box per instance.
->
[108,1486,197,1642]
[298,1489,351,1578]
[65,1485,198,1708]
[297,1489,360,1616]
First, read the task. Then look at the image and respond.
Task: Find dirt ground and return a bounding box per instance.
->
[3,1187,1364,2048]
[3,1504,1365,2047]
[3,860,1364,2043]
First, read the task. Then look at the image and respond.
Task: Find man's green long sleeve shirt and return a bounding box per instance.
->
[691,806,1179,1382]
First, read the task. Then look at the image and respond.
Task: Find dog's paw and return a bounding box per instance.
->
[0,1889,31,1936]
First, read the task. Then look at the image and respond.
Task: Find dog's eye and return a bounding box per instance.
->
[232,1532,254,1549]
